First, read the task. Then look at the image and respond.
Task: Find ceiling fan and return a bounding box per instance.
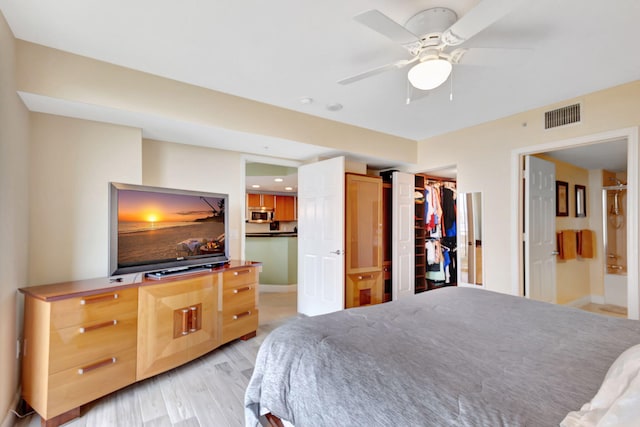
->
[338,0,528,101]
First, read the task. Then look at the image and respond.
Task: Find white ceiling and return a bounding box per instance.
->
[245,174,298,194]
[544,139,628,173]
[2,0,640,165]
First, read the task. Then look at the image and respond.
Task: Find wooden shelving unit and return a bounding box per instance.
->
[414,175,427,293]
[382,179,392,302]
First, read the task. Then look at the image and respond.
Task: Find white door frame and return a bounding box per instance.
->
[241,154,301,270]
[510,126,640,319]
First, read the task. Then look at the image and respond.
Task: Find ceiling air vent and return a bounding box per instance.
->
[544,103,581,129]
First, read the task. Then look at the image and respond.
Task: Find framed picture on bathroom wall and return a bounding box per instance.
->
[556,180,569,217]
[575,184,587,217]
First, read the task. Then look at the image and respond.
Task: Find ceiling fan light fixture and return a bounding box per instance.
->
[407,59,452,90]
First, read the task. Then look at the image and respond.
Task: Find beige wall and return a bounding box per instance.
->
[29,114,142,284]
[0,11,30,422]
[16,41,416,166]
[417,81,640,297]
[142,139,244,260]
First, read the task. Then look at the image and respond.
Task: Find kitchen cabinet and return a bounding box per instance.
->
[245,236,297,285]
[247,193,275,208]
[274,195,296,221]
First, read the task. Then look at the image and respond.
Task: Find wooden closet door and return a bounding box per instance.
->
[345,173,383,308]
[346,174,383,273]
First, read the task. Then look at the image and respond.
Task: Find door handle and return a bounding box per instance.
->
[330,250,343,255]
[551,251,560,255]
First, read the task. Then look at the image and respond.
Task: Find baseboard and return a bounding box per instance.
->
[564,294,605,307]
[259,284,297,293]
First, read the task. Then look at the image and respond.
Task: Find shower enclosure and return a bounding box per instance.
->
[602,180,627,307]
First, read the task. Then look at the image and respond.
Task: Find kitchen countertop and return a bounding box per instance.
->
[246,232,297,237]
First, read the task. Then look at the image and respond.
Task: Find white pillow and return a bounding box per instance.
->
[561,344,640,427]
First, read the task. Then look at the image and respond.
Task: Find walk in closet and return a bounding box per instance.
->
[415,174,457,292]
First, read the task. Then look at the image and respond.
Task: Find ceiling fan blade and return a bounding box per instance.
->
[354,9,420,45]
[338,57,417,85]
[442,0,527,46]
[454,47,531,67]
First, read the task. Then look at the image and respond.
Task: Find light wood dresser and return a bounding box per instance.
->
[19,261,261,427]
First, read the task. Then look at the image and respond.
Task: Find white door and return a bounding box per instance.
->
[297,156,345,316]
[392,172,415,299]
[525,156,557,302]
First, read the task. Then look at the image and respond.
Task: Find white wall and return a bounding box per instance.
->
[0,10,30,422]
[29,114,142,284]
[142,139,245,260]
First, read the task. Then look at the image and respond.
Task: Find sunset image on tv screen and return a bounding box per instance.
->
[117,189,225,266]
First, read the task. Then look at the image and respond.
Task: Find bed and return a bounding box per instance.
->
[245,287,640,427]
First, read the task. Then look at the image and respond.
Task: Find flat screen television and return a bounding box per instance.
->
[109,182,229,276]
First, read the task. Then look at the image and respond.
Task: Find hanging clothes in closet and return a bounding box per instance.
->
[424,180,457,289]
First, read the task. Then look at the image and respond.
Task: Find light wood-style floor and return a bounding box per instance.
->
[15,293,625,426]
[578,302,628,318]
[15,292,298,427]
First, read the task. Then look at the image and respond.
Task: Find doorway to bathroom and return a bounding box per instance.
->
[514,127,640,320]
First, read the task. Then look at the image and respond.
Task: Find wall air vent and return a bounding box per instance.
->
[544,103,581,129]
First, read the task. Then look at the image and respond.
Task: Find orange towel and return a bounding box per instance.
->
[556,232,564,259]
[578,229,594,258]
[560,230,577,260]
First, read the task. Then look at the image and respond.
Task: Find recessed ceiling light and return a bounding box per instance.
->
[251,184,261,188]
[299,97,314,105]
[274,178,284,182]
[326,103,343,112]
[285,187,293,191]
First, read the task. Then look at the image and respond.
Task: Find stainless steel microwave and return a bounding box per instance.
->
[248,208,274,223]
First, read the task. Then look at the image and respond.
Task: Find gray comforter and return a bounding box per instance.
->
[245,287,640,426]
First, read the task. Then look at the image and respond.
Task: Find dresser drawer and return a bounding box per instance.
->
[222,267,258,288]
[50,287,138,330]
[46,346,137,418]
[222,283,256,311]
[49,313,137,374]
[221,308,258,344]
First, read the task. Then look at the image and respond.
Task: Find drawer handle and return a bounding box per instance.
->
[80,293,118,305]
[233,286,252,294]
[181,309,190,335]
[78,357,116,375]
[358,275,374,280]
[233,310,252,320]
[233,269,251,276]
[79,320,117,334]
[189,306,198,332]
